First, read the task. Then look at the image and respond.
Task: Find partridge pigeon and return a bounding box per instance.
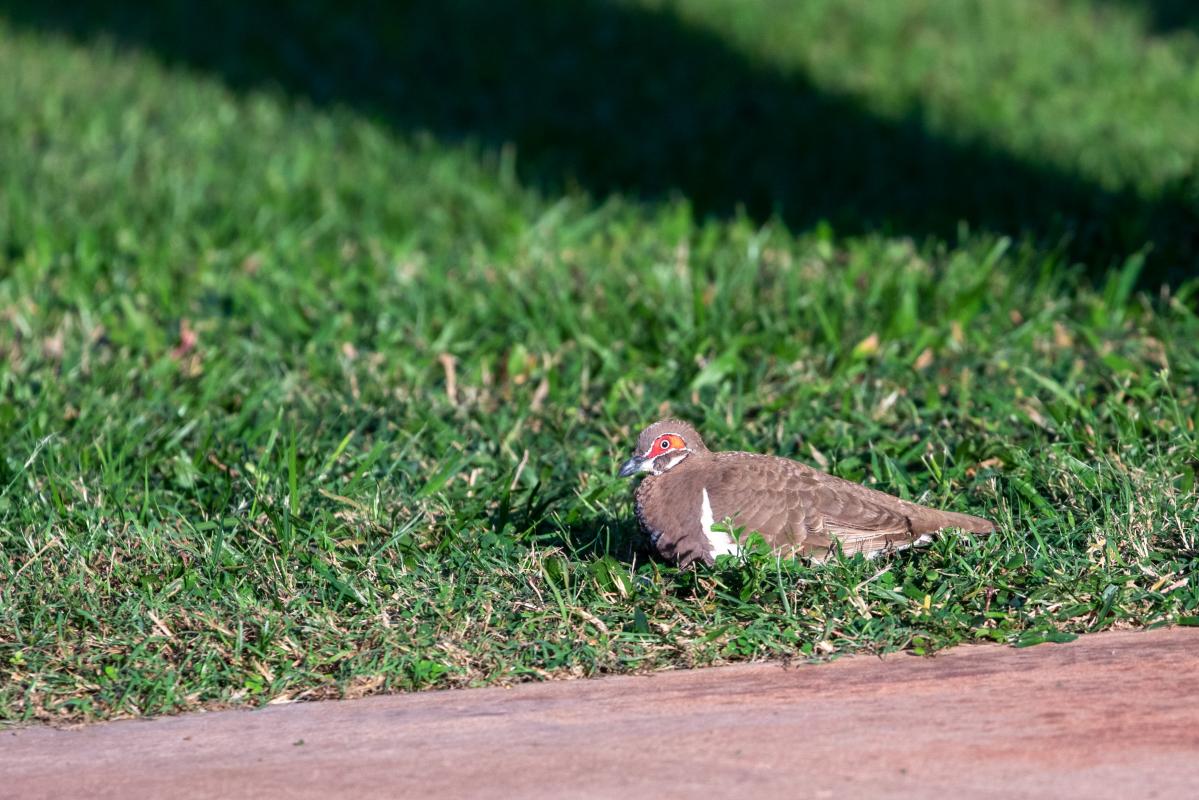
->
[619,419,995,567]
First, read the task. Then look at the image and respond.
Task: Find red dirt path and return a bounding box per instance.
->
[2,627,1197,799]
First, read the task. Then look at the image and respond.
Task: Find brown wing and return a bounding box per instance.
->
[801,477,917,559]
[706,453,920,559]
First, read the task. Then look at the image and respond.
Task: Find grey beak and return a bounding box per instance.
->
[618,456,645,478]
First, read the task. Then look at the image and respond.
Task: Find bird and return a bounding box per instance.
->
[618,418,995,567]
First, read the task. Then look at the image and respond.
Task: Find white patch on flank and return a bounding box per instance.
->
[701,488,740,557]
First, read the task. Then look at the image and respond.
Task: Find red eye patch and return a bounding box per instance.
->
[646,434,685,456]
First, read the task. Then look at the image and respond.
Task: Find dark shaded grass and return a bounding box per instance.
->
[2,0,1197,286]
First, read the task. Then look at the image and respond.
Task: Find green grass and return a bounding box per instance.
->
[2,0,1198,724]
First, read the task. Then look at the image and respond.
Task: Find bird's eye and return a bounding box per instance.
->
[660,440,670,449]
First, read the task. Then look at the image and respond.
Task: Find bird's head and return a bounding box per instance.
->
[618,419,707,478]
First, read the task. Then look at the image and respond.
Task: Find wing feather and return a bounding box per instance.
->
[707,452,926,559]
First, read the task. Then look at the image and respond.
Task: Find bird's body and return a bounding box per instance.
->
[619,419,994,567]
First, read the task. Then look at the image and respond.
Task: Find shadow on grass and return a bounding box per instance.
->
[3,0,1195,287]
[542,516,653,564]
[1102,0,1199,34]
[503,493,651,564]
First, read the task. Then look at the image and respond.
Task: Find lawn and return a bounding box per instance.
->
[1,0,1198,723]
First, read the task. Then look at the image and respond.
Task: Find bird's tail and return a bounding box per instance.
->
[936,509,996,534]
[906,504,996,535]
